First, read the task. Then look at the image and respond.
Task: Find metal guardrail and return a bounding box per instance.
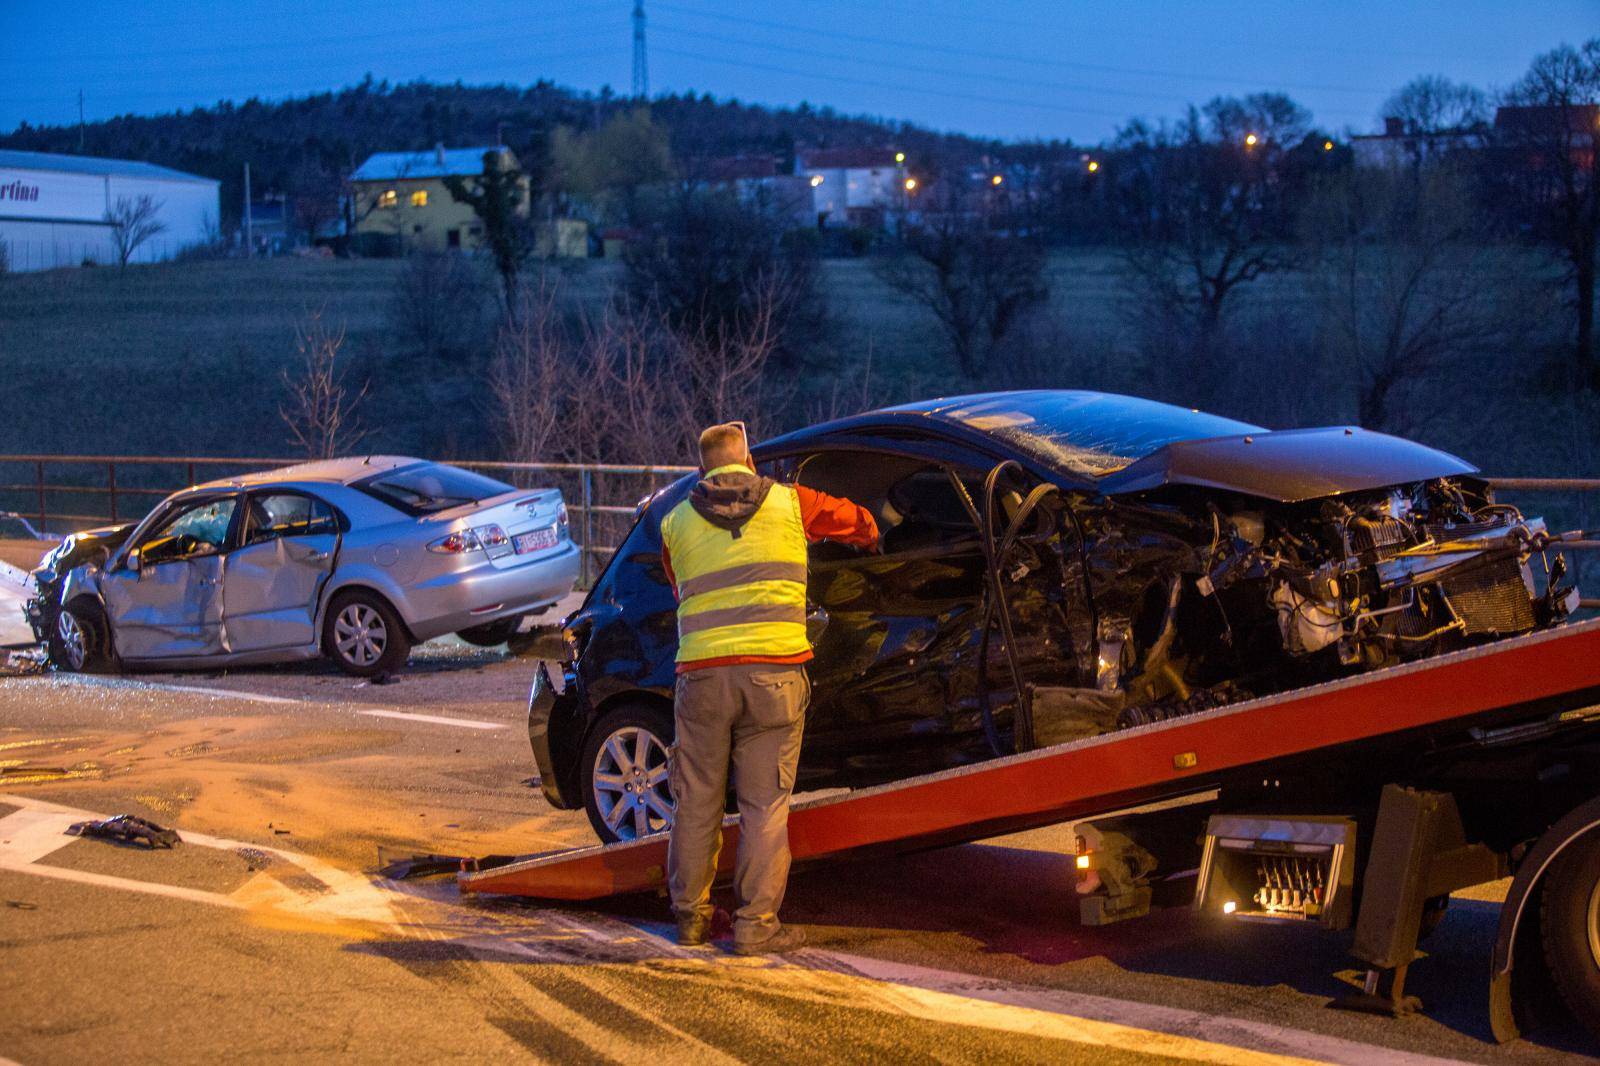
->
[0,455,1594,596]
[0,454,694,587]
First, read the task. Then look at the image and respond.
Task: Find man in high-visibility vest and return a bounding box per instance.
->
[660,421,879,953]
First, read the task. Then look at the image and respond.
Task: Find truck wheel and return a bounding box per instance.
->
[1541,829,1600,1039]
[323,590,411,677]
[49,602,111,673]
[457,616,523,648]
[580,704,675,844]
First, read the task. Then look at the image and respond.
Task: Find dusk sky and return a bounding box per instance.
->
[1,1,1594,144]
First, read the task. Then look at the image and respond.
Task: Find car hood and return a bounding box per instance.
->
[1098,426,1478,503]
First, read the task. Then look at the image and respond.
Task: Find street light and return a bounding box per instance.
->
[1245,133,1259,148]
[1323,139,1334,151]
[895,151,906,164]
[904,177,918,192]
[991,174,1003,186]
[809,174,824,187]
[1086,160,1100,173]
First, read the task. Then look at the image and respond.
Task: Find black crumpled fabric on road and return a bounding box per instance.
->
[67,814,182,849]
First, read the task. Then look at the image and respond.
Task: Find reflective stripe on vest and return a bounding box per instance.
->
[660,473,810,663]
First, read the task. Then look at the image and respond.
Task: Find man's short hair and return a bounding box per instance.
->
[698,422,749,470]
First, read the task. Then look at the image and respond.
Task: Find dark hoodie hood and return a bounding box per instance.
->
[689,469,774,537]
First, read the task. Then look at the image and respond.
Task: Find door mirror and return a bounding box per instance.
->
[124,547,142,573]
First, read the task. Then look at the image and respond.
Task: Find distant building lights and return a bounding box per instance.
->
[809,174,824,187]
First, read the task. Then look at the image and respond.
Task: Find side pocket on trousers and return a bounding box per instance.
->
[666,742,682,805]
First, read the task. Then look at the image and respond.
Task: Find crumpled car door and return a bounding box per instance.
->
[222,532,337,652]
[102,555,225,659]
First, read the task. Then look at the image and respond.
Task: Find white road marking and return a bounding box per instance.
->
[357,709,506,730]
[0,794,397,927]
[0,856,248,909]
[819,951,1472,1066]
[0,808,82,864]
[9,675,302,705]
[6,675,507,731]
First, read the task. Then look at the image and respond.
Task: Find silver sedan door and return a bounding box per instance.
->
[222,492,339,653]
[101,495,237,660]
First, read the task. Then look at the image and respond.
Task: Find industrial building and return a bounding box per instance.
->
[0,149,220,271]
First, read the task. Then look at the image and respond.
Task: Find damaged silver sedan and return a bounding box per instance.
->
[30,456,579,676]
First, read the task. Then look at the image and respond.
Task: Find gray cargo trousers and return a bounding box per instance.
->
[667,661,809,946]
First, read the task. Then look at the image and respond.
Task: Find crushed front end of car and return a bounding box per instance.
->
[1077,468,1577,732]
[25,524,134,645]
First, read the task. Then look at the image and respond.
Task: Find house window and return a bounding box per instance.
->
[377,189,397,209]
[410,189,428,207]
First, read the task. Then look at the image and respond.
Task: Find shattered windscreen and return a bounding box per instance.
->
[936,392,1262,479]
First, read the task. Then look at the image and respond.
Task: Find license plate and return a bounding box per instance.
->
[514,526,558,554]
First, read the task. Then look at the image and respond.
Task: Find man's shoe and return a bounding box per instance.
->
[677,916,711,947]
[733,924,807,956]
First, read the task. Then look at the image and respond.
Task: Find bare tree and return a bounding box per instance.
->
[1302,166,1529,435]
[1492,38,1600,389]
[104,194,166,268]
[390,251,490,360]
[279,310,369,458]
[1381,75,1490,137]
[875,183,1048,378]
[491,277,575,464]
[290,158,343,248]
[489,273,789,468]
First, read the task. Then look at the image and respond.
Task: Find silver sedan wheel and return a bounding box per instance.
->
[333,603,387,668]
[592,725,674,841]
[55,611,86,671]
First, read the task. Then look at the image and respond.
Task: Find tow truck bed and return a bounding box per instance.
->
[460,618,1600,900]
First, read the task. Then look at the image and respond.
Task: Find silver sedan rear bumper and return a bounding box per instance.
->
[399,541,581,641]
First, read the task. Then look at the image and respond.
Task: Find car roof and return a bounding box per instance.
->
[191,455,424,491]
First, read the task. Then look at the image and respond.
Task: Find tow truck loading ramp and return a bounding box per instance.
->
[460,618,1600,900]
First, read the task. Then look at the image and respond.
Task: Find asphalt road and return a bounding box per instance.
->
[1,645,1597,1065]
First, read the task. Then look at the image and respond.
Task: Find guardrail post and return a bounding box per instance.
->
[35,460,46,533]
[108,461,118,522]
[581,467,594,586]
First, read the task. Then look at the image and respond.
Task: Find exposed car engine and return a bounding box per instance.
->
[1086,477,1577,729]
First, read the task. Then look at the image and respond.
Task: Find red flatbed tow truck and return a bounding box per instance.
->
[462,617,1600,1045]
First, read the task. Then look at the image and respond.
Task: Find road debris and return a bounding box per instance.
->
[67,814,182,849]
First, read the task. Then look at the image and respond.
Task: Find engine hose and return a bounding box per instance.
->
[949,462,1059,756]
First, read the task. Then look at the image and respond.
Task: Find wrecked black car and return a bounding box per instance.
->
[528,391,1578,842]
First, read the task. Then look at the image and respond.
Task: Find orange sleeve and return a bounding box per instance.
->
[661,543,678,599]
[795,485,880,550]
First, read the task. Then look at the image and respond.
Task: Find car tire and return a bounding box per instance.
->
[580,704,676,844]
[323,590,411,677]
[457,615,523,648]
[1541,829,1600,1039]
[48,601,111,673]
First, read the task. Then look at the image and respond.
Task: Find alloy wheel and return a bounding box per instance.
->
[55,611,86,671]
[334,603,387,668]
[1588,870,1600,971]
[592,725,674,841]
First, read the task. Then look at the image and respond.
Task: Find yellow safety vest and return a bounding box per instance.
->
[660,466,810,664]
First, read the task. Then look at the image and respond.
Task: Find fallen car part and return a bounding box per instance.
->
[67,814,181,849]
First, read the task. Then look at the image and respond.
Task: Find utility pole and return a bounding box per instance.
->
[77,90,85,152]
[631,0,648,99]
[243,162,254,256]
